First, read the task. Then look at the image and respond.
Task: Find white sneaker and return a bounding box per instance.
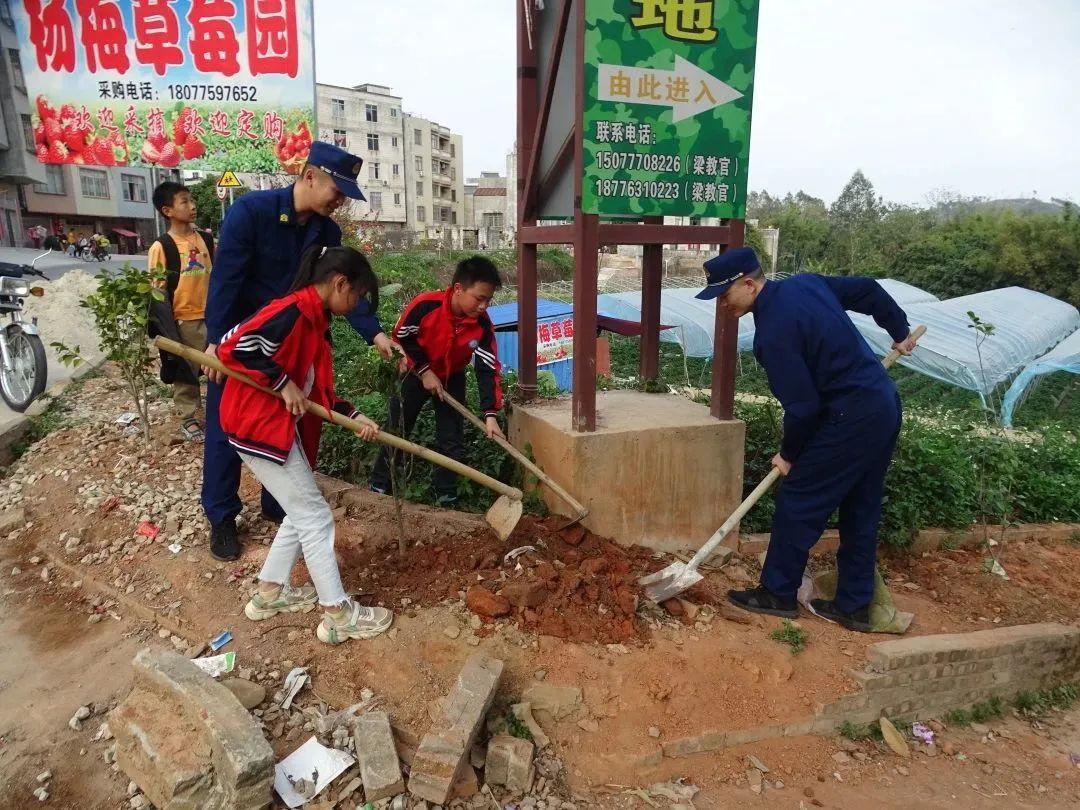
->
[316,601,394,644]
[244,584,318,621]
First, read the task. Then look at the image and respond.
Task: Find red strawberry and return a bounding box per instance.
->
[92,138,115,166]
[35,95,55,123]
[44,118,62,145]
[34,124,46,146]
[139,139,161,164]
[45,141,69,163]
[182,137,205,160]
[35,144,48,163]
[158,141,180,167]
[147,131,167,151]
[63,123,87,154]
[172,113,188,146]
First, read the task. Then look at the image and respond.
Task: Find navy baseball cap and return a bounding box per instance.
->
[695,247,761,300]
[307,141,366,201]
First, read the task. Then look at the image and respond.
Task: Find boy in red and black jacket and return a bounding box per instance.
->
[370,256,504,505]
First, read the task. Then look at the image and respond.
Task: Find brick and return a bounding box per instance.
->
[662,730,726,758]
[408,654,503,805]
[353,711,404,801]
[485,736,535,793]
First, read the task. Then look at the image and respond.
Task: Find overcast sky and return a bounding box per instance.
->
[315,0,1080,206]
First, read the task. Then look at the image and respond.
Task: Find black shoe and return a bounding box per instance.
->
[210,520,241,562]
[259,509,284,525]
[727,586,798,618]
[810,599,873,633]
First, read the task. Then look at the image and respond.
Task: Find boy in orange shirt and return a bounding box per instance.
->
[148,181,214,441]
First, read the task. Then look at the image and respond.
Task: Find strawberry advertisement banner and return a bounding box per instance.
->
[14,0,316,173]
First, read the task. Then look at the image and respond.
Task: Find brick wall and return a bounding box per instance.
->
[663,622,1080,759]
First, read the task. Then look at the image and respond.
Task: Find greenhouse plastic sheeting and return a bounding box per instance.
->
[1000,327,1080,427]
[598,282,1079,399]
[597,278,938,359]
[597,288,755,357]
[849,287,1079,395]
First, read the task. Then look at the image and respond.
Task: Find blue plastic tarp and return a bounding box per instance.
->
[1000,327,1080,427]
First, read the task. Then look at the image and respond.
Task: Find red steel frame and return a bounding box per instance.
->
[515,0,742,431]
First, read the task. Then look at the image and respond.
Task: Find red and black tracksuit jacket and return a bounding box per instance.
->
[217,285,361,465]
[394,288,503,417]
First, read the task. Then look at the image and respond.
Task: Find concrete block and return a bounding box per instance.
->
[510,391,745,552]
[353,711,404,801]
[485,735,535,793]
[409,654,503,805]
[115,648,274,810]
[520,683,582,720]
[111,690,214,810]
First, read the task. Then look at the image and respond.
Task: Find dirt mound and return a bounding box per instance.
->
[337,515,662,645]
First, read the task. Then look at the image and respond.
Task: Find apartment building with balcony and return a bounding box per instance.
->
[0,0,45,246]
[316,83,409,233]
[402,113,464,243]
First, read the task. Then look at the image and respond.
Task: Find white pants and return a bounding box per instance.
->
[238,442,348,606]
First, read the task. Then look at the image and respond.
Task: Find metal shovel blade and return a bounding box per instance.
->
[486,495,523,542]
[639,563,705,603]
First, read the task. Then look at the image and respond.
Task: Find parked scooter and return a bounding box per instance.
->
[0,250,50,411]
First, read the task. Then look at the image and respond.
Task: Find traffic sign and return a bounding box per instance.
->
[217,170,242,189]
[216,186,228,200]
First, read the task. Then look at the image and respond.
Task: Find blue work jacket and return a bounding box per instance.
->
[204,186,381,344]
[752,275,910,462]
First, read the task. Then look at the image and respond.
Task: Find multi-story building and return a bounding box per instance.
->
[464,171,509,249]
[402,113,464,243]
[21,166,159,252]
[317,83,409,235]
[0,0,45,246]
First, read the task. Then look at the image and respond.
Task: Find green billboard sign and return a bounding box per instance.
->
[582,0,759,218]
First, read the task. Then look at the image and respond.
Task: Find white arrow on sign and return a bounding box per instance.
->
[598,54,743,123]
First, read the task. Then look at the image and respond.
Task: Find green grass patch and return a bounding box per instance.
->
[769,620,807,655]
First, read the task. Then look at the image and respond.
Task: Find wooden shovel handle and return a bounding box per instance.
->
[882,324,926,369]
[153,337,522,501]
[436,387,589,518]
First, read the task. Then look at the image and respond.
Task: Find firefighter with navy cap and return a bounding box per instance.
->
[201,141,398,562]
[698,247,918,632]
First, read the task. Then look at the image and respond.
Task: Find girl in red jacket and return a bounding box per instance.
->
[217,245,393,645]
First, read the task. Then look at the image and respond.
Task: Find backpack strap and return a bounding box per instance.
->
[156,234,182,299]
[202,229,215,262]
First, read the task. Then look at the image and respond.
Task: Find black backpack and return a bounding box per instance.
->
[148,230,215,386]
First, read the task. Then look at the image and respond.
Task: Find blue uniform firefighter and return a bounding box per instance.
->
[697,247,918,632]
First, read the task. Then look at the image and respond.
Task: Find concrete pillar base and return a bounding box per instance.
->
[510,390,745,553]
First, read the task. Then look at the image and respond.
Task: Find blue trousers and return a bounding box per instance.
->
[202,379,283,527]
[761,392,902,614]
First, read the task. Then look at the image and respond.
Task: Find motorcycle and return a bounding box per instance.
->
[0,250,50,412]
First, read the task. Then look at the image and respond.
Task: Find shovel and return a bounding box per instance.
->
[434,386,590,526]
[153,337,524,541]
[639,325,926,603]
